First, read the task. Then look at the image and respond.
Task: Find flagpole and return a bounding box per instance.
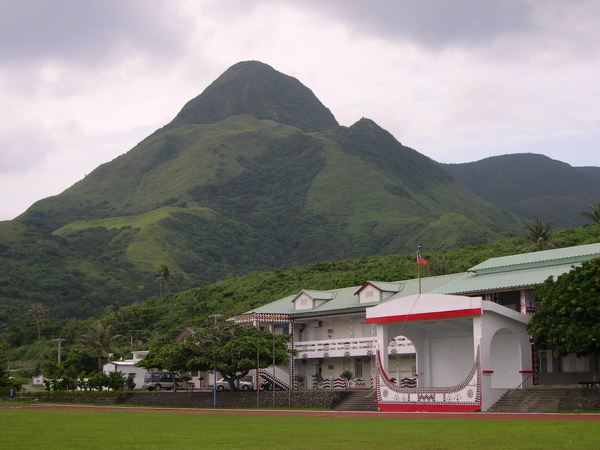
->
[417,245,422,295]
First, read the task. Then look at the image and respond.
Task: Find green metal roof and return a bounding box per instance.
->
[236,243,600,320]
[470,243,600,275]
[238,273,469,319]
[293,290,337,301]
[432,263,581,295]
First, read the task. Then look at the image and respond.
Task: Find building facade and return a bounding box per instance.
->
[234,243,600,410]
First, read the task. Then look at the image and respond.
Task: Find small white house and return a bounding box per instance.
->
[31,374,45,386]
[102,351,149,389]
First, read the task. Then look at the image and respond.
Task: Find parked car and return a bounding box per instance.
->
[214,378,253,391]
[142,371,182,391]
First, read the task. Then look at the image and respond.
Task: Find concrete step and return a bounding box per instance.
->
[336,390,378,411]
[489,388,572,413]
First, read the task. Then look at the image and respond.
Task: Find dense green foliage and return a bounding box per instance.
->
[137,322,291,391]
[41,365,134,391]
[3,223,598,379]
[528,257,600,356]
[0,220,149,323]
[442,153,600,228]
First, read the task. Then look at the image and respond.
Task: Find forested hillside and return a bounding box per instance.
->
[1,61,527,325]
[4,224,599,381]
[442,154,600,228]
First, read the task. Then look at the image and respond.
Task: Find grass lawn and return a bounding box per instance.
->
[1,407,598,449]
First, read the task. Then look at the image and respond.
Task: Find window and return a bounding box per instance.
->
[354,360,363,379]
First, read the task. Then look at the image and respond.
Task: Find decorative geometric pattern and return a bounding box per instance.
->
[375,346,482,411]
[257,369,290,390]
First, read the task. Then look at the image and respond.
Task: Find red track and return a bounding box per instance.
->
[7,404,600,420]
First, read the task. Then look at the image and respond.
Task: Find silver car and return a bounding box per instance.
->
[214,378,253,391]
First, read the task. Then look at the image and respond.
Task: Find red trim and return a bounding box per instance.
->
[294,311,365,321]
[519,370,535,373]
[482,370,494,374]
[354,282,381,296]
[175,327,196,342]
[378,404,480,412]
[366,308,482,324]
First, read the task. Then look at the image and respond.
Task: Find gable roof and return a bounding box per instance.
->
[293,289,337,302]
[234,243,600,321]
[354,281,406,295]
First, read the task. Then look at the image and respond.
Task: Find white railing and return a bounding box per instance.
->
[295,337,413,357]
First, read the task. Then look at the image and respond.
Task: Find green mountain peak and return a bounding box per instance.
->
[164,61,339,132]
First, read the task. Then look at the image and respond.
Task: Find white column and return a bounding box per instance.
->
[376,323,389,375]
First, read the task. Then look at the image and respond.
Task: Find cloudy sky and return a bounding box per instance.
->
[1,0,599,221]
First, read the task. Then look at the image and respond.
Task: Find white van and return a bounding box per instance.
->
[142,371,182,391]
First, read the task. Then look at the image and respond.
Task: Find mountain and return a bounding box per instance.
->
[2,61,524,322]
[441,154,600,228]
[163,60,339,132]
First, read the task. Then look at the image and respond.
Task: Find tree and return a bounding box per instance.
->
[312,372,324,389]
[519,217,557,251]
[80,323,120,371]
[294,374,306,389]
[28,302,46,361]
[187,322,292,391]
[0,352,11,387]
[527,258,600,357]
[340,370,353,389]
[136,340,193,392]
[105,301,122,323]
[580,202,600,224]
[155,264,177,311]
[106,370,132,391]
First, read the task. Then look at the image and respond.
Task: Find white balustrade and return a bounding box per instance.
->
[294,337,413,357]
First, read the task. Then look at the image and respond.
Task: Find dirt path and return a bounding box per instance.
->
[7,404,600,421]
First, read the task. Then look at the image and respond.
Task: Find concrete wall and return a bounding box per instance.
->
[559,388,600,410]
[27,390,352,409]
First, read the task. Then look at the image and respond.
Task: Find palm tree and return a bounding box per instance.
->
[81,323,120,371]
[155,264,177,311]
[580,202,600,224]
[28,302,46,361]
[105,300,122,323]
[519,217,557,251]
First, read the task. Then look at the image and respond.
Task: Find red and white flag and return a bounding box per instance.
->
[417,252,430,268]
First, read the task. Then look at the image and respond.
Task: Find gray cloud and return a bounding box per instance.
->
[0,0,598,221]
[0,125,56,174]
[294,0,535,49]
[0,0,189,66]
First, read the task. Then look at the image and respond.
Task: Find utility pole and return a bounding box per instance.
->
[272,326,276,408]
[208,314,222,407]
[53,338,65,365]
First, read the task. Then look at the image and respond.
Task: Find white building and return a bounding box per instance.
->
[234,243,600,411]
[103,350,149,389]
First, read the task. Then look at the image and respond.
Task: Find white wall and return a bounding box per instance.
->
[428,335,473,386]
[490,330,521,388]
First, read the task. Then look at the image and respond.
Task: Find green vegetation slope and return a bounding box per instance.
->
[2,61,528,325]
[442,153,600,228]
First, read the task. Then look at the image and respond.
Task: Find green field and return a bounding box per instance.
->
[1,407,599,449]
